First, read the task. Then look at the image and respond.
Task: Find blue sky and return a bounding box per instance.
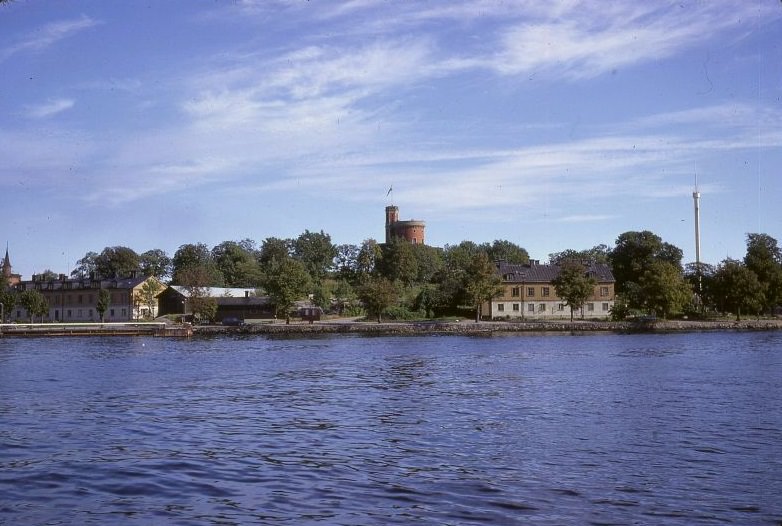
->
[2,1,780,278]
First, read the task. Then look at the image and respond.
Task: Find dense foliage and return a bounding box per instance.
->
[6,227,780,322]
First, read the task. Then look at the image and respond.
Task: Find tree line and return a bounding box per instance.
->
[3,230,781,323]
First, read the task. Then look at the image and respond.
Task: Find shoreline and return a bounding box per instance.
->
[194,318,782,336]
[1,319,780,338]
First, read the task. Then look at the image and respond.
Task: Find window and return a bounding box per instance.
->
[528,304,535,312]
[587,303,595,312]
[542,287,550,297]
[77,309,82,317]
[110,309,115,317]
[78,294,83,304]
[67,310,72,318]
[512,303,520,312]
[602,303,609,311]
[497,304,505,312]
[527,287,535,297]
[558,304,565,311]
[539,304,546,312]
[511,287,520,297]
[600,286,609,297]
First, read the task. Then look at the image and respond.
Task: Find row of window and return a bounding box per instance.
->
[509,286,611,298]
[497,302,611,313]
[14,308,129,320]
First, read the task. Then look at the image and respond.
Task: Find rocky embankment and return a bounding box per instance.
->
[193,318,782,336]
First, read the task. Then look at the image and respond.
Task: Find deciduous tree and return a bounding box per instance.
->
[262,257,311,324]
[552,261,597,321]
[96,288,110,322]
[19,289,48,322]
[172,243,224,286]
[712,259,764,321]
[744,233,782,315]
[95,246,141,278]
[464,252,503,322]
[358,277,398,323]
[139,249,172,280]
[637,260,692,319]
[609,231,683,295]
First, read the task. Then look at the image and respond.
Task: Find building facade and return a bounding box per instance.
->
[486,260,616,320]
[385,205,425,245]
[11,273,166,322]
[158,286,274,322]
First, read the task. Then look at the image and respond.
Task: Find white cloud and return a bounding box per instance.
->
[25,98,75,119]
[1,15,99,62]
[489,2,778,79]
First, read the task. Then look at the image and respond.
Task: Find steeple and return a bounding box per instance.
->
[2,243,11,279]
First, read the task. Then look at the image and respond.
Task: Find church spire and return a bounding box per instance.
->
[2,243,11,279]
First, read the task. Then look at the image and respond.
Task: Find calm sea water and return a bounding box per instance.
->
[1,331,781,525]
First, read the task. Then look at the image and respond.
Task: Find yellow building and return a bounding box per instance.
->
[13,272,166,322]
[486,260,616,320]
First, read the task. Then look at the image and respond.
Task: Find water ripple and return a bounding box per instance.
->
[0,333,781,524]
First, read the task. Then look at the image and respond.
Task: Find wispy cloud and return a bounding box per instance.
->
[489,2,773,79]
[25,98,75,119]
[1,15,99,62]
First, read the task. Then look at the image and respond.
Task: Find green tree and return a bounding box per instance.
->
[212,241,263,287]
[379,238,419,286]
[355,239,381,282]
[0,288,16,322]
[552,261,597,321]
[358,277,398,323]
[258,237,292,266]
[483,239,529,264]
[172,243,224,286]
[332,279,356,315]
[637,260,692,319]
[464,252,503,322]
[684,262,716,313]
[18,289,48,322]
[95,246,141,278]
[262,257,311,324]
[139,249,172,280]
[412,244,444,284]
[333,244,360,282]
[744,233,782,315]
[293,230,337,284]
[96,288,111,322]
[312,281,333,312]
[712,259,765,321]
[609,231,683,295]
[71,251,98,278]
[443,241,481,273]
[138,279,162,319]
[550,244,611,265]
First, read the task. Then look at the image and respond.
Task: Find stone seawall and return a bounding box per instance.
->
[194,319,782,336]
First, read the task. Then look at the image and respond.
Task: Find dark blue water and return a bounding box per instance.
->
[1,332,781,525]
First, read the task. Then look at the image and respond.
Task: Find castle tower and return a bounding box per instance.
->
[385,206,399,244]
[384,205,425,245]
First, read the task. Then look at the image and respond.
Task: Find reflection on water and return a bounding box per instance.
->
[1,332,781,525]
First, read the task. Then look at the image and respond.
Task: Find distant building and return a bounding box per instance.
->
[2,246,21,288]
[157,286,274,322]
[385,205,425,245]
[12,272,166,322]
[484,260,616,320]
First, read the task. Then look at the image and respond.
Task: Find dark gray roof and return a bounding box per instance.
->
[18,275,154,291]
[496,261,614,283]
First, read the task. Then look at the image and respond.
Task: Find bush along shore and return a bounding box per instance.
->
[193,318,782,336]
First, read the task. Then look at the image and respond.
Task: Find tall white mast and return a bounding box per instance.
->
[693,174,701,267]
